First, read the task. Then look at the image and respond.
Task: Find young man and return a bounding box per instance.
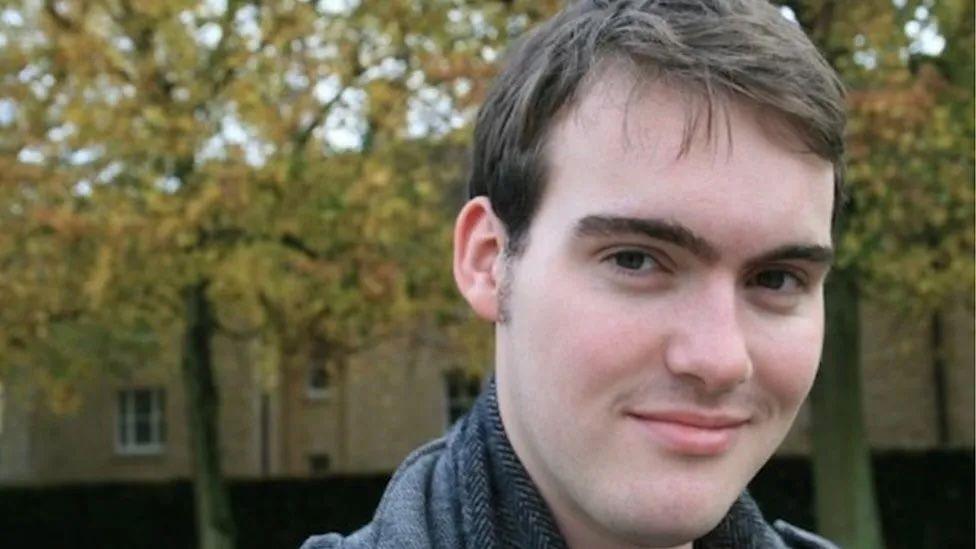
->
[304,1,844,547]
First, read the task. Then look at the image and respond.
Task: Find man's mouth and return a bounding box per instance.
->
[625,410,750,456]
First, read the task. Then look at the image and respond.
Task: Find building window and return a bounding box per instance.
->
[444,370,481,427]
[308,453,331,476]
[306,340,332,399]
[307,363,332,398]
[116,388,166,455]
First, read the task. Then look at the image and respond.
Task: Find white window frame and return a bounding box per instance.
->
[115,387,166,455]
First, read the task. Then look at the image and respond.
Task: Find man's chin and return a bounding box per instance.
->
[600,521,716,549]
[590,494,731,548]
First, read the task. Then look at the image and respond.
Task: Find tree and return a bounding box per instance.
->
[0,1,558,547]
[4,1,969,548]
[785,1,974,547]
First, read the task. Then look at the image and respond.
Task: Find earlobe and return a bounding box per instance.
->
[453,197,505,322]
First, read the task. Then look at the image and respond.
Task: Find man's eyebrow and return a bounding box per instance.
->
[750,244,835,266]
[573,215,835,266]
[574,215,720,261]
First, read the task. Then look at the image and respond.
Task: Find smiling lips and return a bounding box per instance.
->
[626,411,750,456]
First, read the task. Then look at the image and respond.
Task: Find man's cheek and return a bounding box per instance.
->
[554,320,656,405]
[755,321,823,406]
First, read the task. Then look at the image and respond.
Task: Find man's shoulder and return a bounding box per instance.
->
[299,436,452,549]
[772,520,841,549]
[299,532,344,549]
[701,491,838,549]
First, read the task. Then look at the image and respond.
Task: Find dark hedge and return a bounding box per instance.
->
[750,450,974,549]
[0,451,970,548]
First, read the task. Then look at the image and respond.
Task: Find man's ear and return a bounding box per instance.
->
[453,197,506,322]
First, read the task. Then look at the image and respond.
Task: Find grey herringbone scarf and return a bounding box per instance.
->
[450,380,567,548]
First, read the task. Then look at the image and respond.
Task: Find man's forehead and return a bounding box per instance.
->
[532,71,835,258]
[551,66,818,170]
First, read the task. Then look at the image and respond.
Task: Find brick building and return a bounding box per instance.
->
[0,301,971,484]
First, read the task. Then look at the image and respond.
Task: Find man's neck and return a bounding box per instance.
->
[558,510,694,549]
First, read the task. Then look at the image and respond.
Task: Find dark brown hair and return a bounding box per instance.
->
[467,0,846,254]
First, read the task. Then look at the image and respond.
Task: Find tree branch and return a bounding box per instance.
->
[46,0,135,84]
[292,89,348,151]
[201,0,249,101]
[43,0,77,30]
[190,226,325,260]
[288,42,372,165]
[213,311,265,340]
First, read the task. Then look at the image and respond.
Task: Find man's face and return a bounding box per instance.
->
[492,76,834,548]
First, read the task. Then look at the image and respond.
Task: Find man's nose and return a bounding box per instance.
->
[663,283,753,394]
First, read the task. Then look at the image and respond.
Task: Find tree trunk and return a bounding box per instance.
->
[339,357,350,470]
[182,281,237,549]
[930,311,950,445]
[810,269,883,548]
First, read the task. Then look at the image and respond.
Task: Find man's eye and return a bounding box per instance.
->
[608,250,658,272]
[749,269,805,291]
